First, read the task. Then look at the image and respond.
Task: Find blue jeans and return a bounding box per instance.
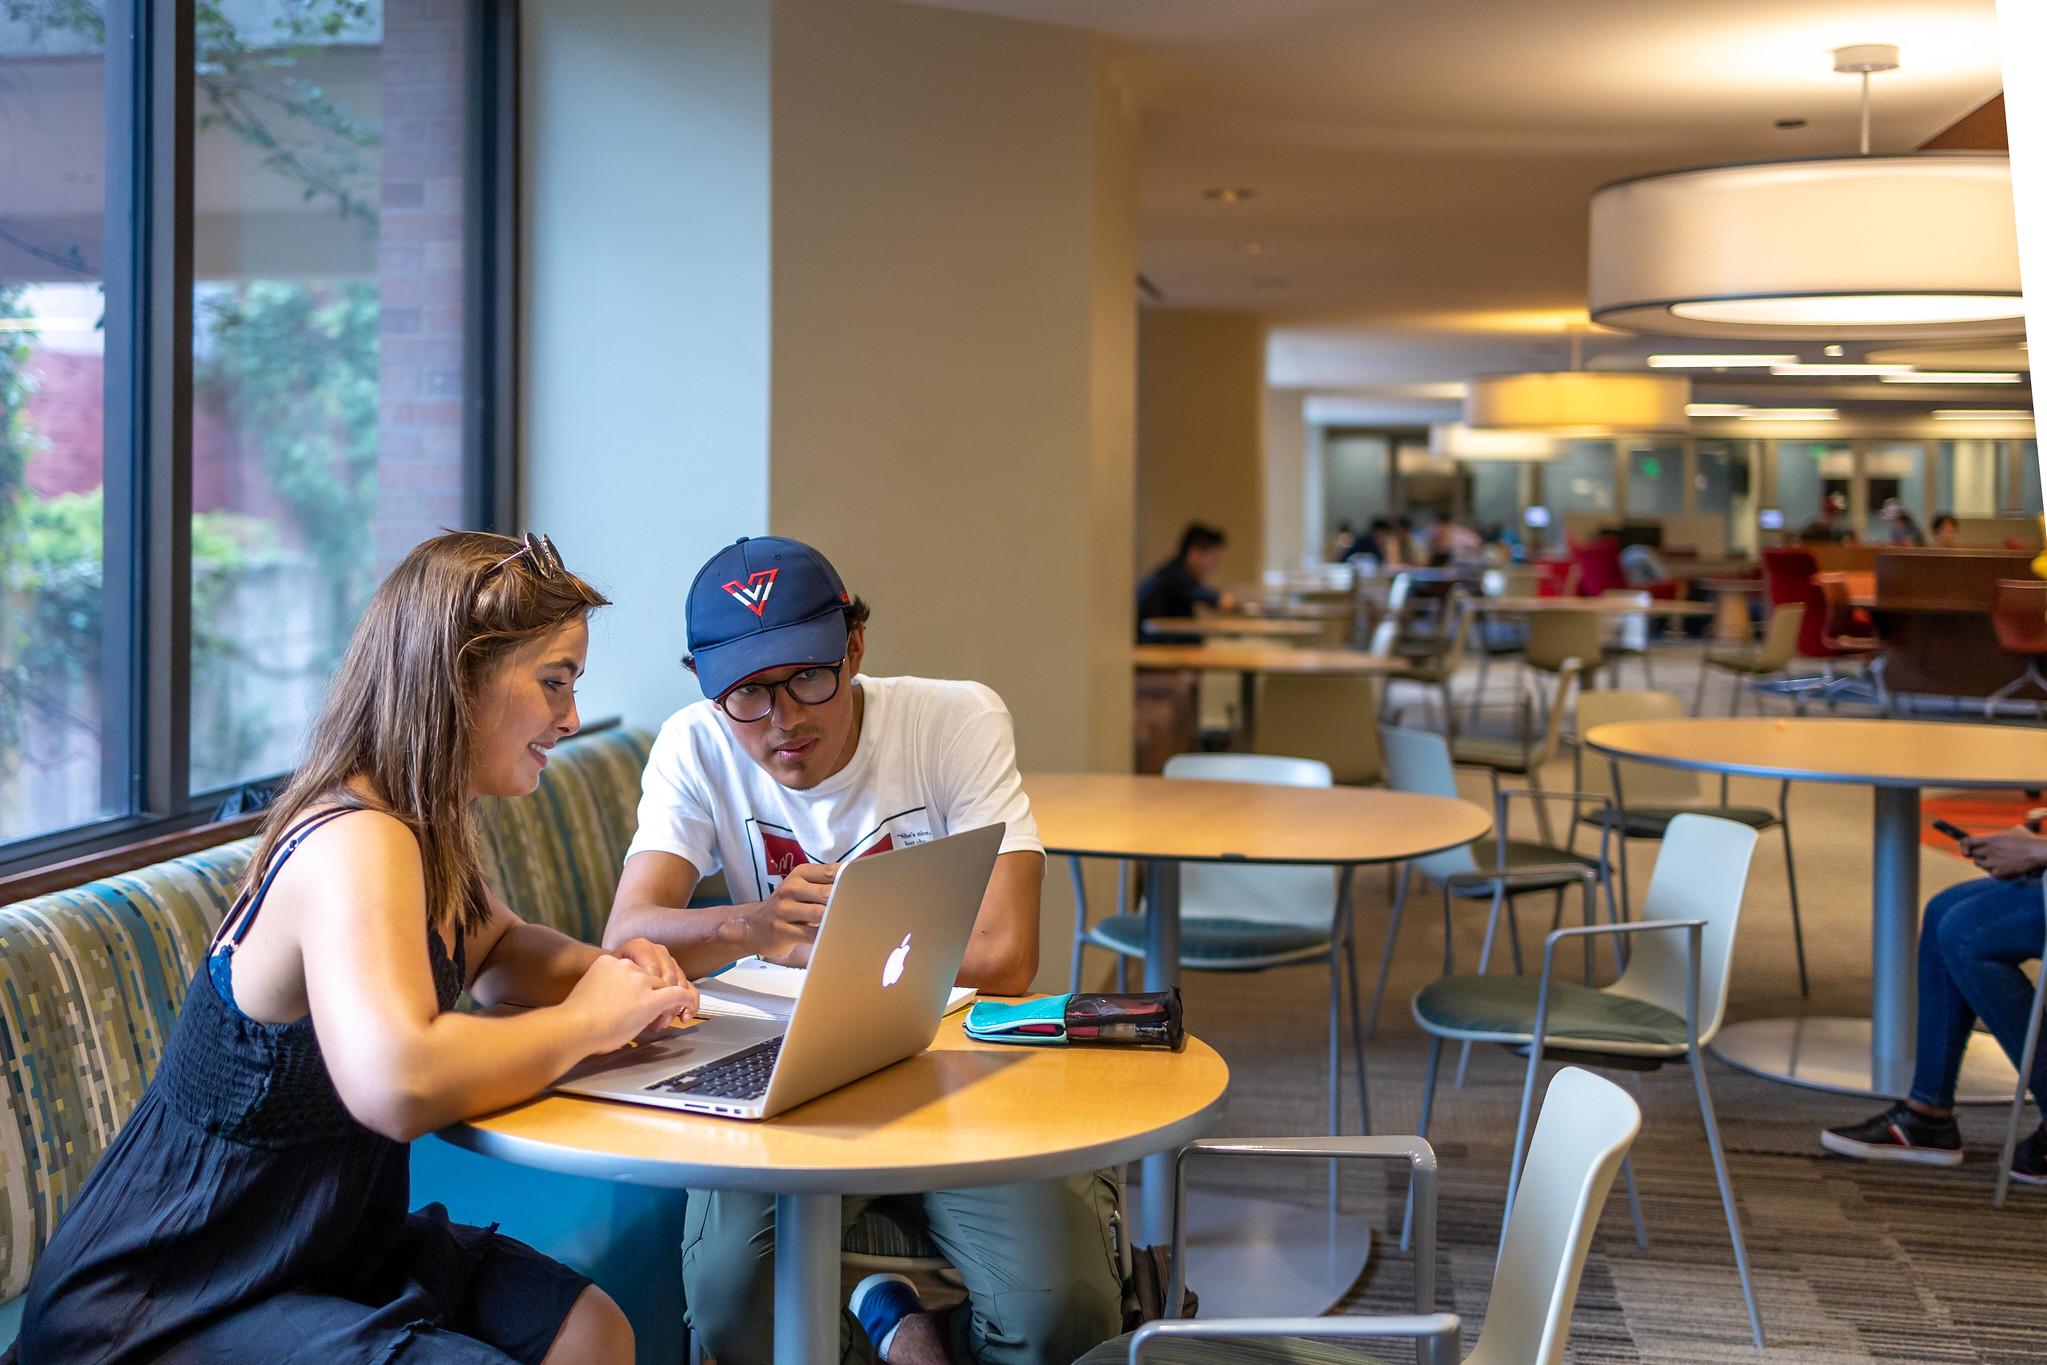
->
[1911,876,2047,1116]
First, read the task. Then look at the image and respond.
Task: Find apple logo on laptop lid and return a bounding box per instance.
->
[882,934,912,988]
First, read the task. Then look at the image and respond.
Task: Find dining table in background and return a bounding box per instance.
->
[441,1012,1229,1365]
[1140,616,1324,639]
[1022,769,1489,1284]
[1584,716,2047,1101]
[1132,643,1405,748]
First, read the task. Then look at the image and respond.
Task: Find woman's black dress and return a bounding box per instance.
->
[9,810,591,1364]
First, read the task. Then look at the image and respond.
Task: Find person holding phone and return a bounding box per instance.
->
[1822,820,2047,1180]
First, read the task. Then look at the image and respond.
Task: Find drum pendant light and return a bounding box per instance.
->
[1588,46,2022,341]
[1465,326,1692,433]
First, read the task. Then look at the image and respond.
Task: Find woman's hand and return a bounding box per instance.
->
[610,937,696,1031]
[564,954,695,1052]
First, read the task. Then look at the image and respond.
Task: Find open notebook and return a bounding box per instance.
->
[696,956,976,1023]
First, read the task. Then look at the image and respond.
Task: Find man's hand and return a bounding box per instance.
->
[1959,827,2047,881]
[610,937,696,1030]
[722,862,839,962]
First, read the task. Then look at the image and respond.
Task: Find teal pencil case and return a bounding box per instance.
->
[964,990,1184,1048]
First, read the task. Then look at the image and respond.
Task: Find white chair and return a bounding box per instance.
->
[1075,1067,1640,1365]
[1994,882,2047,1207]
[1411,813,1766,1350]
[1070,753,1368,1137]
[1370,726,1618,1054]
[1571,688,1809,996]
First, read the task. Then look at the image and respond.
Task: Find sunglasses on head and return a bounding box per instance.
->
[492,532,564,579]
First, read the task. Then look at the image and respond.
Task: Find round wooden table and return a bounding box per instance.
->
[1141,617,1323,639]
[1133,645,1405,746]
[441,1013,1229,1365]
[1480,595,1714,617]
[1023,772,1489,1241]
[1584,717,2047,1101]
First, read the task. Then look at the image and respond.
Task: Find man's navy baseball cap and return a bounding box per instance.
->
[686,536,853,699]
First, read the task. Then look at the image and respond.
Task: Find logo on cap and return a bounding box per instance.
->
[723,569,778,617]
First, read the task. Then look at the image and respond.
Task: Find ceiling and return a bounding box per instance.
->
[907,0,2013,417]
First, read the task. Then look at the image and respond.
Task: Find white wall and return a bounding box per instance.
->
[769,0,1134,776]
[521,0,771,733]
[1263,388,1309,570]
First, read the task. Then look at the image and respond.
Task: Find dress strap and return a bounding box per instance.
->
[214,808,362,951]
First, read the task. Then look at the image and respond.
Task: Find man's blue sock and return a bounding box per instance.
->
[849,1272,924,1361]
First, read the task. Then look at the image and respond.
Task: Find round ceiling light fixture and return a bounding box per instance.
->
[1586,47,2021,341]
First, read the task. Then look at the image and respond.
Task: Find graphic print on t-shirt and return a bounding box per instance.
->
[744,806,934,898]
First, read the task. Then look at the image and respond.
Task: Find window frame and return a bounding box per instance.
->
[0,0,519,878]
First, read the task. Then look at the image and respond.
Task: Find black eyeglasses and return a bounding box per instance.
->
[492,532,564,579]
[716,662,845,723]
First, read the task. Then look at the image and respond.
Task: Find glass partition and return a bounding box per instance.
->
[1695,439,1757,555]
[0,13,108,841]
[189,0,478,795]
[1322,431,1392,554]
[1625,442,1685,516]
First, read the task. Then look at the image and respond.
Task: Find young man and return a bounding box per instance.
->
[607,536,1120,1365]
[1822,825,2047,1181]
[1135,523,1233,641]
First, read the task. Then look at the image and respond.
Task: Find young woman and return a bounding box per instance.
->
[12,531,695,1364]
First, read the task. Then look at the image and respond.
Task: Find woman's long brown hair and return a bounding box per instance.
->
[237,531,610,936]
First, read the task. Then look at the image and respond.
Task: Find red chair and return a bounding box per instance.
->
[1763,549,1879,710]
[1567,535,1683,599]
[1987,579,2047,718]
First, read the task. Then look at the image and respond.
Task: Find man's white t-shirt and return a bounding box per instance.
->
[626,674,1043,901]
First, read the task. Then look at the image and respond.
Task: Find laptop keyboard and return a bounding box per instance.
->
[646,1036,784,1100]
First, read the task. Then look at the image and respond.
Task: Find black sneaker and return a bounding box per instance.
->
[2010,1124,2047,1185]
[1821,1102,1964,1166]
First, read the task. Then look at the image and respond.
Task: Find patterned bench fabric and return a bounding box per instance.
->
[0,726,660,1306]
[0,839,255,1303]
[476,728,654,946]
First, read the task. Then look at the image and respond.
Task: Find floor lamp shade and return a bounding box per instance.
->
[1464,372,1691,432]
[1589,154,2022,340]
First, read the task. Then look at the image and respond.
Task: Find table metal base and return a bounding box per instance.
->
[775,1192,842,1365]
[1712,1018,2027,1104]
[1180,1190,1374,1319]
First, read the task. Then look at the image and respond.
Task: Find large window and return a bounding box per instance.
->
[0,0,509,864]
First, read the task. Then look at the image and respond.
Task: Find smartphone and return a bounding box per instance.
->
[1931,818,1972,843]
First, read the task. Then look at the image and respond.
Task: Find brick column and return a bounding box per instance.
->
[376,0,468,575]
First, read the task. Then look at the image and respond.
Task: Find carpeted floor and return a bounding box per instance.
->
[1115,646,2047,1364]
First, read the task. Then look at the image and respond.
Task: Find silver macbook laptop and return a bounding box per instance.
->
[551,823,1002,1119]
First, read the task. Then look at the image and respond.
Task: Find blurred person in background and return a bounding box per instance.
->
[1137,524,1234,642]
[1932,513,1960,548]
[1879,498,1926,546]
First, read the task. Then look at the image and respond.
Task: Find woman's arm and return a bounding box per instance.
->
[467,888,692,1012]
[291,814,692,1141]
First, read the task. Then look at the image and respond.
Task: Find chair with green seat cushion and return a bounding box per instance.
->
[1569,687,1809,996]
[1071,752,1369,1136]
[1451,659,1582,847]
[1693,601,1803,717]
[1411,813,1765,1350]
[1367,726,1617,1044]
[1073,1066,1639,1365]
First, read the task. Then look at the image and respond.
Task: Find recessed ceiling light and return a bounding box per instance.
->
[1877,371,2022,384]
[1769,362,1913,376]
[1648,354,1797,368]
[1738,407,1839,421]
[1203,188,1256,203]
[1932,409,2034,420]
[1824,345,1846,357]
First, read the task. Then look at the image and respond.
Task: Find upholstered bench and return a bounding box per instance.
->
[0,727,699,1360]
